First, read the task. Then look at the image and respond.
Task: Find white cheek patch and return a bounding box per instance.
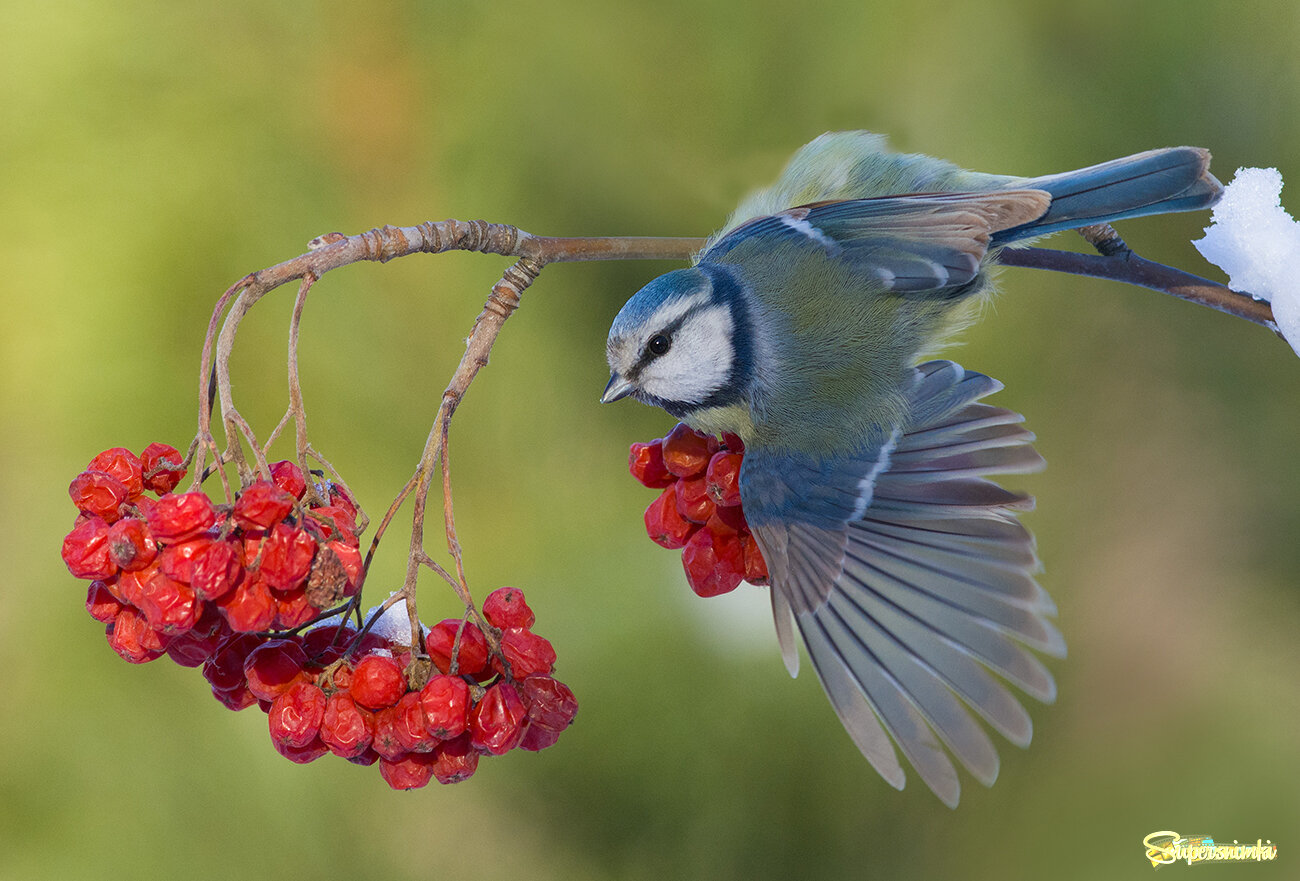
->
[641,304,735,404]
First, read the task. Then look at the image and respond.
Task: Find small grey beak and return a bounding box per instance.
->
[601,373,635,404]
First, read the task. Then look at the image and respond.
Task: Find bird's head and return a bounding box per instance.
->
[602,265,753,421]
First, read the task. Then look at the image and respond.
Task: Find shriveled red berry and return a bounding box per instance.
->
[321,693,374,758]
[392,691,438,753]
[419,674,470,739]
[255,522,316,591]
[720,431,745,454]
[305,505,357,546]
[268,680,327,748]
[425,620,490,678]
[644,486,698,550]
[274,587,316,629]
[89,448,144,499]
[674,475,715,524]
[212,685,258,711]
[350,653,407,710]
[140,443,186,494]
[431,733,479,784]
[482,586,535,630]
[190,539,243,601]
[243,639,309,701]
[135,571,202,636]
[493,627,556,678]
[301,623,357,665]
[106,607,168,663]
[705,451,743,507]
[707,503,748,535]
[469,681,527,755]
[379,751,437,790]
[86,580,125,623]
[273,735,329,764]
[160,536,211,584]
[741,533,769,586]
[62,516,118,580]
[661,423,712,478]
[234,480,295,530]
[518,675,579,734]
[202,632,265,693]
[628,439,675,488]
[269,460,307,500]
[69,471,129,522]
[164,607,226,668]
[105,518,158,571]
[215,576,277,633]
[681,527,744,597]
[371,706,410,761]
[146,492,215,543]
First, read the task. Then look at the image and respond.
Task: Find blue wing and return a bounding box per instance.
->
[742,361,1062,807]
[702,191,1050,295]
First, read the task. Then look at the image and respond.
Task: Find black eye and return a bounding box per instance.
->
[647,334,671,357]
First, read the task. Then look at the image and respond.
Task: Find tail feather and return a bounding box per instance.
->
[994,147,1223,242]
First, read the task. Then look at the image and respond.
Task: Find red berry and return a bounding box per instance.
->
[518,675,579,733]
[425,619,490,678]
[681,527,744,597]
[741,533,769,586]
[160,536,210,584]
[350,653,406,710]
[707,504,749,535]
[268,680,327,748]
[274,587,316,629]
[392,691,437,753]
[469,681,527,755]
[305,505,357,546]
[86,580,125,623]
[482,586,535,630]
[243,639,309,701]
[321,693,374,758]
[674,475,715,524]
[431,733,479,784]
[202,632,266,693]
[269,460,307,500]
[661,423,712,478]
[301,623,357,665]
[189,539,243,601]
[720,432,745,454]
[212,685,259,711]
[371,705,410,761]
[255,522,316,591]
[272,735,329,764]
[493,627,556,679]
[62,516,118,580]
[89,448,144,499]
[135,570,202,636]
[705,451,743,507]
[326,540,362,593]
[379,751,437,790]
[644,486,698,550]
[106,607,168,664]
[628,439,675,488]
[234,481,295,531]
[419,674,470,739]
[164,606,226,668]
[69,471,129,522]
[146,492,215,543]
[215,576,277,633]
[140,443,186,494]
[105,518,158,571]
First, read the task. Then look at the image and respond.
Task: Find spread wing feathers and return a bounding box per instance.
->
[749,360,1062,807]
[702,190,1050,293]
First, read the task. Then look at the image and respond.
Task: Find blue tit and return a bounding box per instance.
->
[602,131,1222,806]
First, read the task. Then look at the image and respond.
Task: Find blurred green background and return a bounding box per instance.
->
[3,1,1298,878]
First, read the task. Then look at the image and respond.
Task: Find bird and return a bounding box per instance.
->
[601,132,1223,807]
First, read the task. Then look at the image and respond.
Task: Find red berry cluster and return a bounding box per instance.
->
[629,424,768,597]
[62,447,575,789]
[63,445,363,663]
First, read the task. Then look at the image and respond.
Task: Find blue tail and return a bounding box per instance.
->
[994,147,1222,243]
